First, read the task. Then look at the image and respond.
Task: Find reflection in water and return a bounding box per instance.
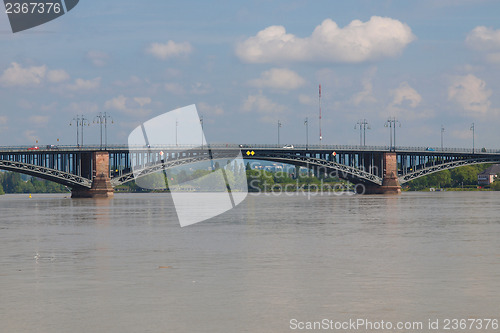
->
[0,192,499,332]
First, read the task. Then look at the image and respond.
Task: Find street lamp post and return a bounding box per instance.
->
[355,119,370,146]
[470,123,475,153]
[277,120,282,145]
[93,112,113,150]
[441,125,445,150]
[384,117,401,152]
[304,117,309,150]
[70,115,89,147]
[200,116,204,149]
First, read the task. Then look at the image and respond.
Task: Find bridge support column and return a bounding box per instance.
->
[71,151,114,198]
[365,152,401,194]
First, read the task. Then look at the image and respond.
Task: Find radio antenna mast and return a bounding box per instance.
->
[319,84,322,145]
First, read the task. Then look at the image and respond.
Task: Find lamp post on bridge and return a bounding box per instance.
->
[470,123,475,153]
[277,120,282,145]
[441,125,445,150]
[70,115,89,147]
[93,112,113,150]
[200,115,204,149]
[384,117,401,152]
[304,117,309,150]
[355,119,370,146]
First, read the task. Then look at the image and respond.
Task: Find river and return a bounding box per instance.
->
[1,192,499,332]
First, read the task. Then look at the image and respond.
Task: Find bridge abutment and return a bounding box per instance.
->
[71,151,114,198]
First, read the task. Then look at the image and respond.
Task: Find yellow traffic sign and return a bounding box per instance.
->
[246,150,255,156]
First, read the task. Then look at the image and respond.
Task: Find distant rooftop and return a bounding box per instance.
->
[479,164,500,176]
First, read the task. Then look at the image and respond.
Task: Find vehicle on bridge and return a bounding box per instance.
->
[27,146,39,150]
[283,145,294,149]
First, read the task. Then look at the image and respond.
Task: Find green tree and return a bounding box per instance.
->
[246,169,274,191]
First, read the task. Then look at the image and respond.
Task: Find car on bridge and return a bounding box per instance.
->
[283,145,294,149]
[27,146,39,150]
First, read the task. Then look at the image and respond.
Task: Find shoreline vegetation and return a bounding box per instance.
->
[1,163,499,195]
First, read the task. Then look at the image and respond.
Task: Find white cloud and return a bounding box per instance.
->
[105,95,128,112]
[248,68,305,90]
[236,16,415,63]
[0,63,70,87]
[165,82,185,95]
[390,82,422,108]
[86,50,109,67]
[466,26,500,64]
[242,93,286,115]
[66,102,99,114]
[0,62,46,87]
[198,102,224,116]
[384,82,431,120]
[104,95,151,116]
[466,26,500,51]
[351,80,377,106]
[47,69,70,83]
[448,74,492,115]
[66,77,101,91]
[147,40,192,60]
[133,97,152,107]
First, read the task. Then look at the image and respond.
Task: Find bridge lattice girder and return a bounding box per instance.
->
[111,153,215,187]
[0,160,92,188]
[398,156,500,184]
[244,152,383,185]
[112,150,384,186]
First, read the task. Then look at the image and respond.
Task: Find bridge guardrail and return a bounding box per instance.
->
[1,144,499,154]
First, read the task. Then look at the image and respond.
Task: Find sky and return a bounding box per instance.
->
[1,0,500,149]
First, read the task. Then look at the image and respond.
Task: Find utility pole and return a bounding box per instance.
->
[355,119,370,146]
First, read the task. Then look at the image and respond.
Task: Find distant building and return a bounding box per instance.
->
[477,164,500,185]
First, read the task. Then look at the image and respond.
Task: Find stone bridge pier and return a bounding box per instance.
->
[71,151,114,198]
[364,152,402,194]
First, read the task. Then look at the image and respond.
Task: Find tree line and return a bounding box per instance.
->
[0,172,69,194]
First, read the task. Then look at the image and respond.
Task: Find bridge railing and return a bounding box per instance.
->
[1,144,499,154]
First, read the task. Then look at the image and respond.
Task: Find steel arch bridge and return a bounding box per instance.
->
[1,144,500,195]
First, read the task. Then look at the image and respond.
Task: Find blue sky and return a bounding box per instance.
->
[1,0,500,149]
